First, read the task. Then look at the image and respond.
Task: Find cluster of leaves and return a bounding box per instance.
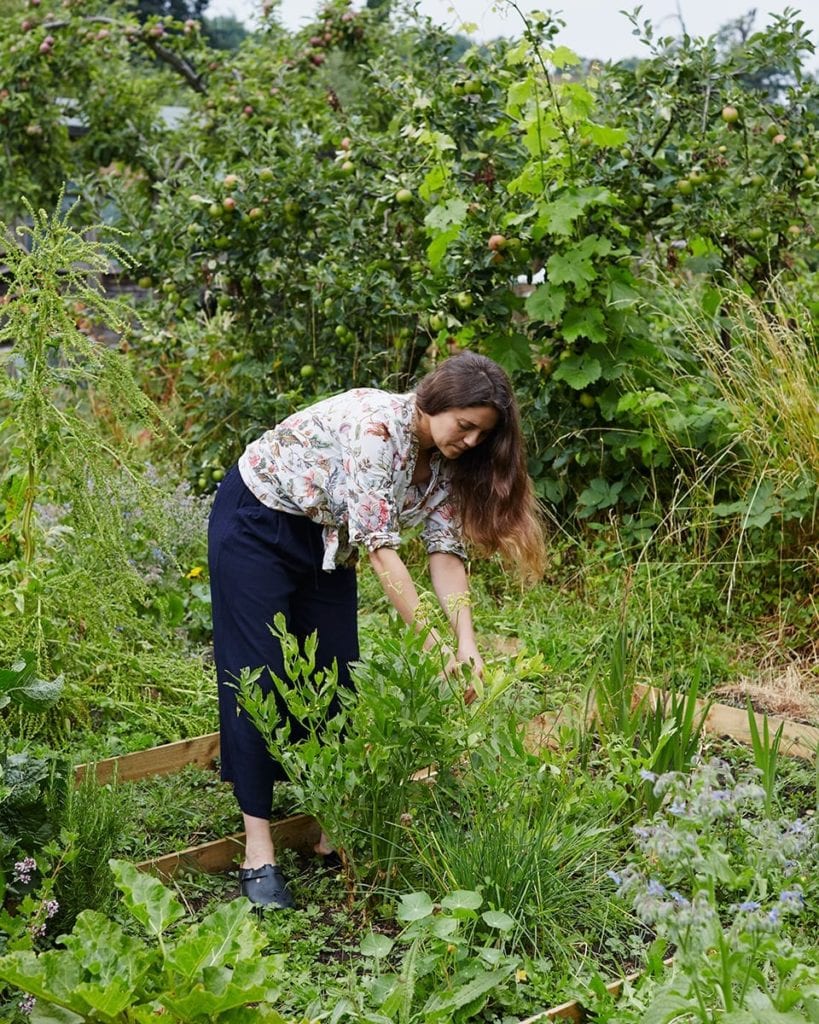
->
[238,615,627,964]
[2,1,816,535]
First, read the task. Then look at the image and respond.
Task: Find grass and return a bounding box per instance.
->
[111,764,297,862]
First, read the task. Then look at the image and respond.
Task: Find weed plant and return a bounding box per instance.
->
[631,284,818,607]
[0,199,216,743]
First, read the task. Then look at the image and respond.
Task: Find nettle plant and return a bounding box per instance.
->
[597,759,819,1024]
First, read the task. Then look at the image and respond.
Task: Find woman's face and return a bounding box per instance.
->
[421,404,499,459]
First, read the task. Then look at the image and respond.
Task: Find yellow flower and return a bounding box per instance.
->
[186,566,204,579]
[515,969,528,983]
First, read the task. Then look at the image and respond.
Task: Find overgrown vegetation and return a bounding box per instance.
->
[0,0,816,1021]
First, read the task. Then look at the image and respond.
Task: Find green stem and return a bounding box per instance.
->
[21,457,37,566]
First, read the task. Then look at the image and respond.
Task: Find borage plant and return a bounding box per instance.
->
[595,758,819,1024]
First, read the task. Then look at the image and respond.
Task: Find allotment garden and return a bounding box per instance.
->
[0,1,817,1021]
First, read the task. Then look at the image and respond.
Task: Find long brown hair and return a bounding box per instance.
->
[415,352,545,582]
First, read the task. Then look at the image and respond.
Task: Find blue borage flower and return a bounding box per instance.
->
[640,769,658,782]
[606,870,623,886]
[778,889,805,909]
[646,879,666,898]
[738,900,760,912]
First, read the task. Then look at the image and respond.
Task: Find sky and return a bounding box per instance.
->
[203,0,819,65]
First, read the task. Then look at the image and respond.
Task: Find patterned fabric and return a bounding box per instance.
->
[238,388,465,571]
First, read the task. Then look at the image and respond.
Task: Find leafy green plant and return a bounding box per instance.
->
[745,701,784,818]
[580,627,710,814]
[0,652,64,872]
[353,887,521,1023]
[597,759,819,1024]
[238,614,539,888]
[0,859,288,1022]
[0,198,215,740]
[48,767,132,935]
[403,750,627,966]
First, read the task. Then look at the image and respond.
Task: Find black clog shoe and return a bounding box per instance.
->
[238,863,294,909]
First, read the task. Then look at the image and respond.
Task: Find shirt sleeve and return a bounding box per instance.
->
[344,415,403,552]
[421,498,467,561]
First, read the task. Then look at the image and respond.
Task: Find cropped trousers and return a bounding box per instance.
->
[207,465,359,819]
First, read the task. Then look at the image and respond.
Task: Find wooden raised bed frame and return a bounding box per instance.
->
[74,691,816,1024]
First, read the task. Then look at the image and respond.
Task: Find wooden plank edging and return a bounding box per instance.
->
[74,732,221,785]
[519,958,676,1024]
[633,684,818,760]
[135,813,321,881]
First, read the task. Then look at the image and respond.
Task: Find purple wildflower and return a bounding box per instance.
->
[13,857,36,885]
[19,995,36,1016]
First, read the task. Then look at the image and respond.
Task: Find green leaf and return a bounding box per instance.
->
[60,911,150,994]
[165,901,263,978]
[482,332,532,373]
[72,977,135,1017]
[426,226,460,269]
[506,78,535,112]
[396,891,434,923]
[161,960,276,1017]
[480,910,515,932]
[431,916,459,939]
[0,652,63,712]
[422,965,515,1017]
[535,188,614,236]
[30,1004,85,1024]
[525,282,566,323]
[584,122,629,147]
[561,305,607,343]
[424,199,468,232]
[552,354,602,389]
[110,860,186,938]
[0,950,85,1014]
[548,46,581,68]
[419,165,448,201]
[441,890,483,912]
[577,478,625,516]
[640,989,696,1024]
[360,931,394,959]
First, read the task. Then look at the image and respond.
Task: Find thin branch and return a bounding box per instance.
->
[42,16,207,94]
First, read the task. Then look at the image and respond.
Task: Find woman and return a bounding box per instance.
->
[208,351,544,908]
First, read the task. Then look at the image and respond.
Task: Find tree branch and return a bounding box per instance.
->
[42,15,207,95]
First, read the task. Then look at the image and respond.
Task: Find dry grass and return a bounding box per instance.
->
[714,637,819,724]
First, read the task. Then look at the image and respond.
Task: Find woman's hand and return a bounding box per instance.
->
[441,644,484,704]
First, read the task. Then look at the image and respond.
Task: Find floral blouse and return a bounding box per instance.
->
[238,388,466,571]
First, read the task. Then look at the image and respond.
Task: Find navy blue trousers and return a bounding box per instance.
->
[208,465,359,819]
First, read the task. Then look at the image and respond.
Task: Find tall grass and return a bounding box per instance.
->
[653,285,818,526]
[404,756,628,967]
